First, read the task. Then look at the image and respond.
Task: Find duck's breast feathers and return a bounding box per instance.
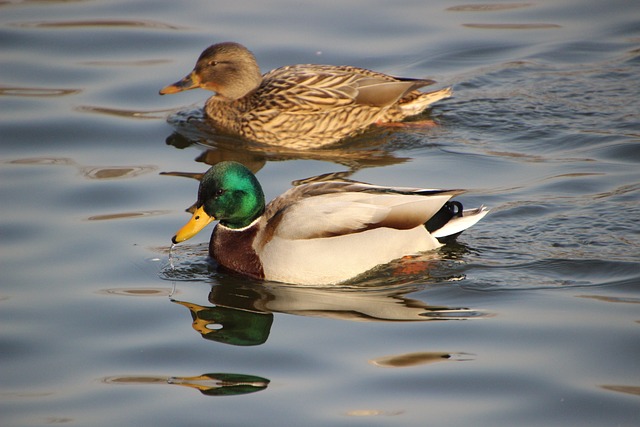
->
[262,181,463,241]
[259,64,436,110]
[212,221,265,280]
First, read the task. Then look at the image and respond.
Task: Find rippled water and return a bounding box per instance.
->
[1,0,639,426]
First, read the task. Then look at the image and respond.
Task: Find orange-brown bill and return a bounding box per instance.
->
[159,71,201,95]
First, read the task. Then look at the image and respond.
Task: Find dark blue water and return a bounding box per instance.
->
[1,0,639,426]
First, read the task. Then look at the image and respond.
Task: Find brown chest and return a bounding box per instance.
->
[210,224,265,280]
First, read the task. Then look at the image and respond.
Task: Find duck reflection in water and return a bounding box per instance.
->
[164,123,412,177]
[170,270,485,347]
[103,372,269,397]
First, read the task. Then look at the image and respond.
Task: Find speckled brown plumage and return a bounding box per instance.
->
[160,42,452,149]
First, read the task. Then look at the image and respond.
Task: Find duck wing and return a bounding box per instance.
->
[351,77,436,107]
[260,65,436,110]
[263,181,463,241]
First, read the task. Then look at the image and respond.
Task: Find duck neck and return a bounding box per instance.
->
[219,215,262,231]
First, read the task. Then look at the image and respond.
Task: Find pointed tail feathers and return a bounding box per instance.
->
[399,87,453,117]
[431,205,489,240]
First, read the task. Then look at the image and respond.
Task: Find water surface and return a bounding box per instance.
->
[1,0,639,426]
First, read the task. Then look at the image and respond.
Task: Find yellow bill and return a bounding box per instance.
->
[172,205,215,244]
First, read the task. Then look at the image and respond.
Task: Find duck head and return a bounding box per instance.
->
[160,42,263,100]
[172,162,266,244]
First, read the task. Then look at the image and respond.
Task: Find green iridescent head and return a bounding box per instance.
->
[198,161,265,228]
[172,161,265,244]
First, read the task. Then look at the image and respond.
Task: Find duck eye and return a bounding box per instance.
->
[208,60,218,66]
[214,189,225,197]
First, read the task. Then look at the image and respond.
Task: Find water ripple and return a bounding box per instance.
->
[0,86,81,97]
[96,287,174,297]
[76,105,172,120]
[9,19,185,30]
[462,23,561,30]
[86,210,169,221]
[463,258,640,290]
[447,3,533,12]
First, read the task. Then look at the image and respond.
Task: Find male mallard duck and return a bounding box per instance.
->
[172,161,488,285]
[160,42,452,149]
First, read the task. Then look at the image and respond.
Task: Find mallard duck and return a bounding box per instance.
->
[160,42,452,149]
[171,161,488,285]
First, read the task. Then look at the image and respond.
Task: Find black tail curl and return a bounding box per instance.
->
[425,201,464,243]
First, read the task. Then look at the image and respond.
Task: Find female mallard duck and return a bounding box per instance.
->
[160,42,452,149]
[172,161,488,285]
